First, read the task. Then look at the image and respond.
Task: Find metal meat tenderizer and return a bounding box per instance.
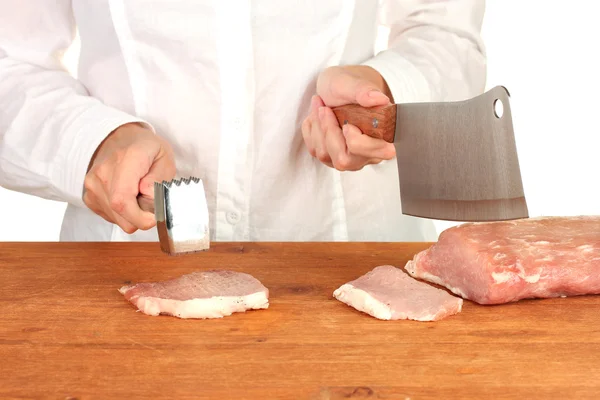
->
[137,176,210,256]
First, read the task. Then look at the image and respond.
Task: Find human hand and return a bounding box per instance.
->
[83,122,176,233]
[301,65,397,171]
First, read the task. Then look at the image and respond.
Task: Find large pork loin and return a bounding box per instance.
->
[405,216,600,305]
[119,270,269,319]
[333,265,463,321]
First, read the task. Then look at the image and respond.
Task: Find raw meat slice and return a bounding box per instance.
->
[405,216,600,305]
[333,265,463,321]
[119,270,269,319]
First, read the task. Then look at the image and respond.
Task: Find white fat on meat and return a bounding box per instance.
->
[119,270,269,319]
[333,265,463,322]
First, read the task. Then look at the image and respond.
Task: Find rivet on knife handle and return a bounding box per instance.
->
[331,103,397,143]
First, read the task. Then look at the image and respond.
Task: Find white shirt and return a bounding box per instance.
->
[0,0,486,243]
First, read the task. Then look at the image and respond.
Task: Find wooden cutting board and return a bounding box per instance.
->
[1,242,599,399]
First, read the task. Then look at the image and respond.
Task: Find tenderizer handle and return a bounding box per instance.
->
[137,194,155,214]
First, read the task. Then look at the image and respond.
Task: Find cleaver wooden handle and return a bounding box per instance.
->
[331,103,397,143]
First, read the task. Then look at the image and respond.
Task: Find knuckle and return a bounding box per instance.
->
[334,154,353,171]
[109,193,126,214]
[301,118,311,134]
[356,81,373,95]
[167,161,177,177]
[93,164,111,186]
[99,175,109,187]
[83,175,94,192]
[98,211,113,224]
[316,149,330,163]
[140,220,156,231]
[383,146,396,160]
[345,136,360,152]
[158,166,176,182]
[124,146,145,160]
[121,224,137,234]
[112,148,127,163]
[310,118,321,134]
[317,154,329,163]
[97,212,111,223]
[82,191,93,207]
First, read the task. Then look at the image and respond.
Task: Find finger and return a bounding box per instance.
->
[138,152,177,198]
[314,107,332,165]
[307,95,333,167]
[323,117,355,171]
[328,71,391,108]
[362,157,385,168]
[302,96,321,158]
[311,94,325,111]
[310,96,328,162]
[321,107,380,171]
[86,175,140,233]
[84,174,114,223]
[83,188,111,223]
[108,145,157,230]
[319,106,357,171]
[301,117,316,157]
[343,123,396,160]
[109,209,143,234]
[354,85,391,108]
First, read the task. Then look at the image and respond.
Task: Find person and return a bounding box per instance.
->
[0,1,486,243]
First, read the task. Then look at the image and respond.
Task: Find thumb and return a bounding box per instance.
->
[354,83,391,108]
[319,67,391,108]
[138,146,177,198]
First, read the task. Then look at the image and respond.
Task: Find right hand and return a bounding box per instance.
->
[83,122,176,234]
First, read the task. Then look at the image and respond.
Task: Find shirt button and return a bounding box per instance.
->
[226,211,240,224]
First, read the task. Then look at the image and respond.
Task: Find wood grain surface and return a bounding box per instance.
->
[331,103,397,143]
[1,242,599,399]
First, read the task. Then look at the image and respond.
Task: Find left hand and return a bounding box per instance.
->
[301,65,397,171]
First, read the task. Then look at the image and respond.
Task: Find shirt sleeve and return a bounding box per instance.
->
[363,0,487,104]
[0,1,151,208]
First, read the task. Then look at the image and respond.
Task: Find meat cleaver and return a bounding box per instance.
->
[332,85,529,222]
[136,177,210,255]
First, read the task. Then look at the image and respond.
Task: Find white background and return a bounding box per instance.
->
[1,1,598,241]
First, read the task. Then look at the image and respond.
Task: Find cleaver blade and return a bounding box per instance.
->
[332,85,529,222]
